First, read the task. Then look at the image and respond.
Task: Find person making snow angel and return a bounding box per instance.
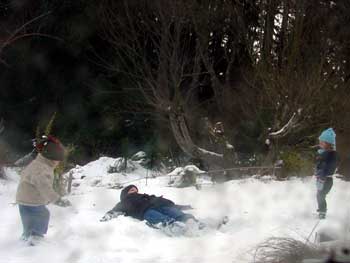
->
[16,135,71,245]
[100,185,204,236]
[315,128,337,219]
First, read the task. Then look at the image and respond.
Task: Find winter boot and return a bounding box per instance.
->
[318,212,326,220]
[217,216,229,229]
[20,233,30,242]
[185,218,206,230]
[26,235,44,246]
[162,221,187,237]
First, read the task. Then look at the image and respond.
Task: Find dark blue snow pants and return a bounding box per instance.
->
[143,206,194,225]
[316,177,333,213]
[19,204,50,238]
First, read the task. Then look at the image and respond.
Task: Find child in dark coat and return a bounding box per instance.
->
[100,185,203,235]
[315,128,337,219]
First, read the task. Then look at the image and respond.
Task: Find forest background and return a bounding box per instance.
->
[0,0,349,177]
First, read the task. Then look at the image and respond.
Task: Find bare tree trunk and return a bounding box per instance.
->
[99,0,236,171]
[336,130,350,179]
[169,112,225,168]
[262,0,277,64]
[278,0,289,68]
[0,118,7,179]
[67,171,73,194]
[0,166,6,179]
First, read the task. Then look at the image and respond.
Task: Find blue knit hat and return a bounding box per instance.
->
[319,128,336,146]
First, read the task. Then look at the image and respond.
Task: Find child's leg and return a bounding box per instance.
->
[18,205,50,238]
[19,205,32,239]
[156,206,195,222]
[31,206,50,236]
[143,208,174,225]
[317,190,326,213]
[316,178,333,214]
[322,178,333,213]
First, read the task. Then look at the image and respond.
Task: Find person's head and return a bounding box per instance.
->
[34,135,65,164]
[318,128,336,151]
[120,185,138,201]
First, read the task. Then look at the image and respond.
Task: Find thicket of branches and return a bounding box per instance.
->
[0,0,349,173]
[253,237,324,263]
[98,0,350,172]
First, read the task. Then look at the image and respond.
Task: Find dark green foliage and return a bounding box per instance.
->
[279,150,314,178]
[0,0,349,170]
[0,0,162,163]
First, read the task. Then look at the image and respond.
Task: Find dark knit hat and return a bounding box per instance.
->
[34,135,65,161]
[120,185,138,201]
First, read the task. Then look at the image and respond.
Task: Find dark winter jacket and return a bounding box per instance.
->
[108,192,175,220]
[315,150,337,179]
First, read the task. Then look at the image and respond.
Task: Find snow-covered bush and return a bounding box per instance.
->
[130,151,150,166]
[253,237,324,263]
[107,158,137,173]
[167,165,205,188]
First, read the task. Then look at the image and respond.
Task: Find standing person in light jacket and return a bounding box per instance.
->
[315,128,337,219]
[16,135,71,245]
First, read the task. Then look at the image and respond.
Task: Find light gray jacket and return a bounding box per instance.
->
[16,154,60,206]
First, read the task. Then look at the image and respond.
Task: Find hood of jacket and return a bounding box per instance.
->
[120,185,138,201]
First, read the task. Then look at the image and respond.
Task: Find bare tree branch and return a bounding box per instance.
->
[0,11,62,64]
[269,110,302,138]
[0,118,4,135]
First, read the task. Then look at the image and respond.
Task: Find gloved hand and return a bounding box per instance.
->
[55,198,72,207]
[100,211,125,222]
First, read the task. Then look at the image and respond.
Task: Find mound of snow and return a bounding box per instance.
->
[66,157,151,189]
[167,165,205,177]
[130,151,147,161]
[167,165,211,187]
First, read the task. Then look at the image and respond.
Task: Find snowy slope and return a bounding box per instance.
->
[0,158,349,263]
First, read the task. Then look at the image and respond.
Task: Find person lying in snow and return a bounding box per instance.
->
[100,184,205,236]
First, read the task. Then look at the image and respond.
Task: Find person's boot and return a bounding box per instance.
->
[149,220,187,236]
[166,221,187,236]
[27,235,44,246]
[319,212,326,219]
[20,233,30,242]
[185,218,206,230]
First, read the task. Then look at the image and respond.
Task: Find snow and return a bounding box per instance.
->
[167,165,205,177]
[131,151,147,160]
[1,158,350,263]
[68,157,150,189]
[225,142,234,149]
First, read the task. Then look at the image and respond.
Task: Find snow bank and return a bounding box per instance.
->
[67,156,151,189]
[1,158,349,263]
[167,165,205,177]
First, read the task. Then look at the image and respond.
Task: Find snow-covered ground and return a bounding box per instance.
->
[1,157,349,263]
